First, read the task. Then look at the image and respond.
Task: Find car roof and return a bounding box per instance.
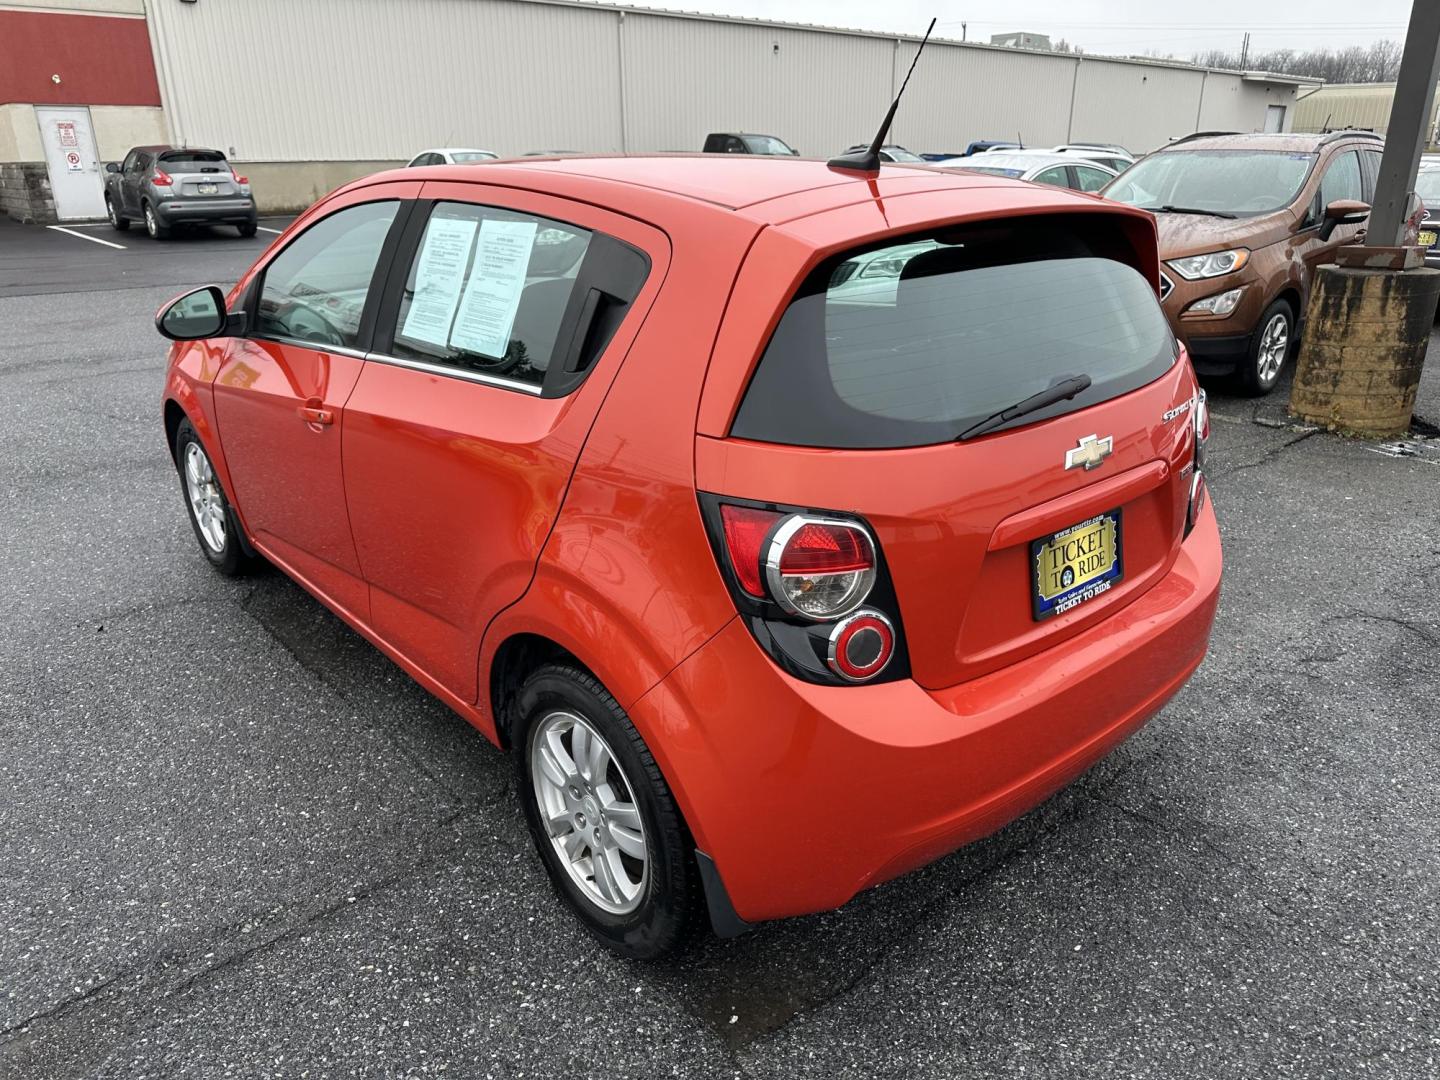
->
[1158,132,1371,153]
[346,153,1128,227]
[133,145,224,155]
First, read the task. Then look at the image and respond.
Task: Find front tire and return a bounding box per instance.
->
[1239,298,1294,396]
[514,664,699,959]
[144,201,170,240]
[106,196,129,231]
[174,419,250,576]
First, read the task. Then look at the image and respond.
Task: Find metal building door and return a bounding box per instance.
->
[35,107,107,221]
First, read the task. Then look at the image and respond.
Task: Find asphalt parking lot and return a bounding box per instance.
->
[2,215,1438,1079]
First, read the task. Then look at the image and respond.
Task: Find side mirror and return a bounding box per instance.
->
[105,162,121,174]
[1320,198,1369,241]
[156,285,229,341]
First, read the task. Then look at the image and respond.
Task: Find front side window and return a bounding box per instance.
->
[1319,150,1363,208]
[254,200,399,349]
[742,135,795,155]
[450,151,498,163]
[122,150,140,174]
[1106,150,1316,217]
[732,220,1177,449]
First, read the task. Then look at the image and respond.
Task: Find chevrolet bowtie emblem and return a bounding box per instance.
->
[1065,434,1113,471]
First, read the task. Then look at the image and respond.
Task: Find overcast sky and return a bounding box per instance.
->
[632,1,1415,58]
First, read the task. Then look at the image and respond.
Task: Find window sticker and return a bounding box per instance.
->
[400,216,479,348]
[450,218,538,358]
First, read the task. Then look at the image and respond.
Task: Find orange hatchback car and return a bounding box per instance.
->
[157,155,1222,958]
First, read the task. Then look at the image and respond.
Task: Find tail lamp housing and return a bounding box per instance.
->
[702,494,907,686]
[151,169,173,187]
[1185,388,1210,537]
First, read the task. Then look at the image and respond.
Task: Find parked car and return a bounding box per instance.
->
[1414,166,1440,268]
[1051,144,1136,173]
[702,132,799,155]
[154,154,1221,958]
[406,148,499,166]
[1104,130,1381,394]
[839,143,926,163]
[935,151,1118,192]
[961,139,1022,155]
[104,146,256,239]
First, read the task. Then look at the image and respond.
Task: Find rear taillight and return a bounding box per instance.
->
[766,516,876,620]
[702,494,906,686]
[1186,388,1210,536]
[231,169,248,185]
[719,504,780,597]
[152,169,173,186]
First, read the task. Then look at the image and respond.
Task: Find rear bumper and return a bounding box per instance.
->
[155,197,256,224]
[634,497,1222,924]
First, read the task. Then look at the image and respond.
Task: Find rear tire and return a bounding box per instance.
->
[514,664,700,959]
[1238,298,1293,396]
[106,196,129,231]
[237,221,258,238]
[144,201,170,240]
[174,419,251,576]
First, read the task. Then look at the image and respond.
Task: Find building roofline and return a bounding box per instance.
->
[516,0,1327,83]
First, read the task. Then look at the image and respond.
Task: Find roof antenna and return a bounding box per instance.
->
[828,17,937,174]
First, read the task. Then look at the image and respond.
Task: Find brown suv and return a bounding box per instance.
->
[1104,131,1379,394]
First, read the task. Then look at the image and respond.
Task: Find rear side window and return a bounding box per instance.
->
[385,201,650,395]
[731,220,1177,449]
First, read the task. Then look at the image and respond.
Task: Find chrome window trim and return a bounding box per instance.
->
[364,351,545,395]
[248,335,370,361]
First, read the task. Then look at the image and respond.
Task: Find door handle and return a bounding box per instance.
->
[298,405,334,426]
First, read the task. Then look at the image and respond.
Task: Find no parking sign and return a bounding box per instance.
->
[64,150,81,172]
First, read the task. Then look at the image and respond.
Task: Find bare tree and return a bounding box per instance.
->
[1193,40,1402,83]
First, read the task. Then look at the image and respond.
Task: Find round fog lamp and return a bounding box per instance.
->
[826,610,896,682]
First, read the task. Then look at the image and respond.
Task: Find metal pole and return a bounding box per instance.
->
[1369,0,1440,247]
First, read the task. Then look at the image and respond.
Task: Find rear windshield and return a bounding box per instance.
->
[731,221,1177,449]
[159,150,227,168]
[451,151,498,162]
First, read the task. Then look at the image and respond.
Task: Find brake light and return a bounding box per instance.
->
[719,505,781,597]
[152,169,173,186]
[766,516,877,620]
[231,169,248,185]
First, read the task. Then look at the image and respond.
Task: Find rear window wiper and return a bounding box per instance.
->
[956,374,1093,441]
[1140,205,1238,219]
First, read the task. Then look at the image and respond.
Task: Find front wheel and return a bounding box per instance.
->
[514,665,699,959]
[174,419,251,576]
[106,196,129,231]
[1239,298,1294,396]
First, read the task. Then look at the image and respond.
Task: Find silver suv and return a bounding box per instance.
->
[104,146,257,240]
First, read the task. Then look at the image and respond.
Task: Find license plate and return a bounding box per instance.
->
[1031,510,1123,620]
[198,182,217,195]
[1420,229,1437,248]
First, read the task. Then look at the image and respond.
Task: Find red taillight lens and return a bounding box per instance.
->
[232,170,248,185]
[719,505,781,597]
[827,611,896,681]
[152,169,173,186]
[768,517,876,620]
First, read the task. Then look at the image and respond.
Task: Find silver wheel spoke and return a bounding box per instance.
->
[600,791,641,831]
[606,819,646,860]
[592,847,625,904]
[536,740,575,789]
[571,724,593,781]
[562,829,588,861]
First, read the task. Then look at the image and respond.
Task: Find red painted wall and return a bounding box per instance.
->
[0,11,161,107]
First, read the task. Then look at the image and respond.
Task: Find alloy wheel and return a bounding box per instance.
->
[145,205,157,237]
[529,710,648,915]
[1256,312,1289,387]
[106,200,117,225]
[183,441,227,553]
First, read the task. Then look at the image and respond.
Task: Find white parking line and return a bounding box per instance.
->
[256,226,284,234]
[46,225,126,250]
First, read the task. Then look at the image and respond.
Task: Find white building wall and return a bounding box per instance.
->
[145,0,1310,169]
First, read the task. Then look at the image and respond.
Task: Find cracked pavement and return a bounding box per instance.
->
[2,218,1438,1078]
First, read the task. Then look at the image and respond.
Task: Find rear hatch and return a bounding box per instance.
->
[696,211,1199,690]
[158,149,239,200]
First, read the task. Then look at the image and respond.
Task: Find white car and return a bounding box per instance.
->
[934,151,1118,193]
[406,148,499,167]
[1049,144,1135,173]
